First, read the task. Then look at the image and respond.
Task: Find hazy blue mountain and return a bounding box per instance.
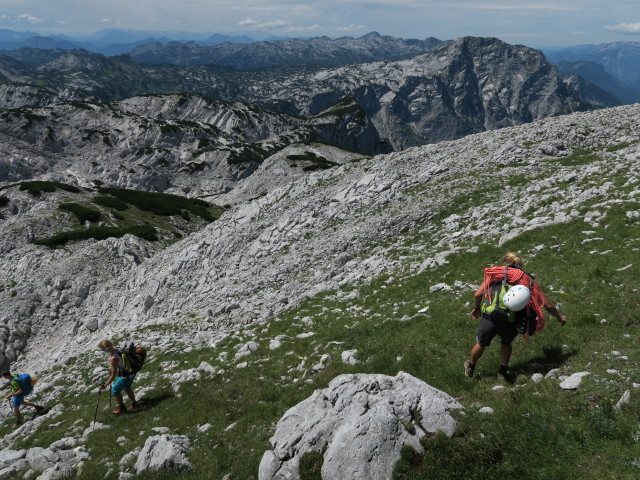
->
[557,60,640,104]
[0,28,40,42]
[127,32,445,68]
[545,42,640,85]
[200,33,255,46]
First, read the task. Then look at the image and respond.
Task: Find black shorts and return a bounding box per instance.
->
[476,314,518,347]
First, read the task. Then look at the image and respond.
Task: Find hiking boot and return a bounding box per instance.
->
[497,365,508,382]
[34,405,45,414]
[464,359,475,377]
[11,422,22,429]
[113,405,127,415]
[130,401,139,410]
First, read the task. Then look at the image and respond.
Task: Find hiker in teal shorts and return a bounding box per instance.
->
[98,339,138,414]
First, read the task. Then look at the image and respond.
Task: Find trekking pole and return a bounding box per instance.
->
[92,387,102,432]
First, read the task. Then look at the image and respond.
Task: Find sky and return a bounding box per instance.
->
[1,1,640,48]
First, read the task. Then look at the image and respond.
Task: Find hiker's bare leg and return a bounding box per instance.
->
[499,344,512,366]
[114,392,125,408]
[22,400,41,409]
[13,406,22,424]
[470,343,485,365]
[124,388,136,403]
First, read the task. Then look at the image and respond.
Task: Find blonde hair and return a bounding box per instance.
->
[503,252,523,266]
[98,339,113,351]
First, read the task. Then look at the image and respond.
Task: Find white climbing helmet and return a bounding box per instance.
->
[503,284,531,311]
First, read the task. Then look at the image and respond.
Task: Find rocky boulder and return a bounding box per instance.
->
[135,434,191,474]
[258,371,462,480]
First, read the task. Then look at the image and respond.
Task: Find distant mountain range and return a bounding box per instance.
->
[2,28,640,106]
[545,42,640,104]
[0,28,255,56]
[0,37,612,152]
[126,32,445,68]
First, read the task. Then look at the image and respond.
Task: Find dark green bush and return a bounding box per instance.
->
[59,203,102,224]
[287,151,339,171]
[0,196,9,207]
[34,225,158,247]
[19,181,81,197]
[92,195,129,211]
[98,187,216,221]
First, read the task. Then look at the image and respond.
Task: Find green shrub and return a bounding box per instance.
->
[0,196,9,207]
[98,187,217,221]
[34,225,158,247]
[58,203,102,224]
[92,195,128,211]
[287,151,339,171]
[18,181,81,197]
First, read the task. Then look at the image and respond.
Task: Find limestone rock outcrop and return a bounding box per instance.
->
[258,372,462,480]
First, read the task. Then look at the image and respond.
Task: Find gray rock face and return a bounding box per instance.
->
[258,372,462,480]
[135,434,191,474]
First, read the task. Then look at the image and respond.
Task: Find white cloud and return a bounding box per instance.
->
[463,3,573,11]
[253,19,289,29]
[605,22,640,34]
[238,18,257,27]
[287,24,321,32]
[336,24,367,32]
[17,13,45,24]
[101,18,111,23]
[238,18,289,30]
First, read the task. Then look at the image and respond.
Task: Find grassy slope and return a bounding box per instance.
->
[1,153,639,479]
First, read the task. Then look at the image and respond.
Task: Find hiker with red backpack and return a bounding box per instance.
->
[98,339,140,414]
[465,252,567,381]
[2,371,45,428]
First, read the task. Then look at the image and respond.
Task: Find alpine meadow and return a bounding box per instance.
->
[0,27,638,480]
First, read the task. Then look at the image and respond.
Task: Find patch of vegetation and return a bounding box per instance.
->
[82,129,112,146]
[18,181,82,197]
[34,225,158,247]
[98,187,221,222]
[92,195,129,211]
[299,451,324,480]
[605,142,634,152]
[287,151,339,171]
[159,123,182,135]
[58,203,102,224]
[551,148,601,167]
[227,143,276,165]
[0,196,9,207]
[319,95,368,126]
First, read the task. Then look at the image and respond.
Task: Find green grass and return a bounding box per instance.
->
[6,200,638,479]
[550,148,601,167]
